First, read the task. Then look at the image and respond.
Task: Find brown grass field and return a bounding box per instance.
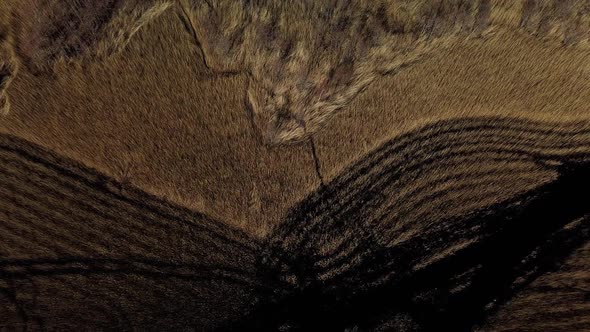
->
[1,0,590,330]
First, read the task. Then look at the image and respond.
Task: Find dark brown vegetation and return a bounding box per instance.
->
[1,117,590,330]
[480,239,590,332]
[252,117,590,330]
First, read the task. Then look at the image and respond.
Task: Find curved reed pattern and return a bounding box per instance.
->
[0,133,262,330]
[1,117,590,330]
[250,117,590,330]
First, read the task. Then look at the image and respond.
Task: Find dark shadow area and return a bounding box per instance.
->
[236,117,590,331]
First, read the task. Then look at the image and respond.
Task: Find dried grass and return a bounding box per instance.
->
[2,1,590,140]
[2,1,590,236]
[0,23,16,116]
[185,0,590,143]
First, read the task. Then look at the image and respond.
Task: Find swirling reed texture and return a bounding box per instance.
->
[1,1,590,331]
